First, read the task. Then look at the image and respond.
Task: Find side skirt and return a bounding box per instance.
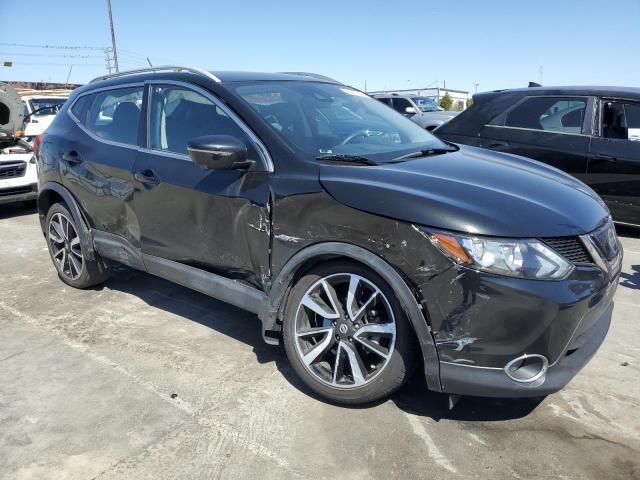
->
[92,230,267,316]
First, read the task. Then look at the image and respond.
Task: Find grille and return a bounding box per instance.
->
[542,236,593,264]
[0,162,27,180]
[0,186,33,197]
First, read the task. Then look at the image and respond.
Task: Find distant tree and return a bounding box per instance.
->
[439,92,453,111]
[466,97,474,109]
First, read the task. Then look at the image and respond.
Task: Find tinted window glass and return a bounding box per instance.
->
[148,85,257,157]
[603,101,640,141]
[392,98,412,114]
[505,97,586,133]
[70,95,91,124]
[377,97,392,106]
[86,87,143,145]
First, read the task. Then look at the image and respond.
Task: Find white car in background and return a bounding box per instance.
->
[0,83,38,206]
[21,94,69,143]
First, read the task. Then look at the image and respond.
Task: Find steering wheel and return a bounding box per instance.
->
[340,130,371,145]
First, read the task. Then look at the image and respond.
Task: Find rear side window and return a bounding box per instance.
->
[377,97,392,106]
[602,101,640,141]
[505,97,587,134]
[86,87,143,146]
[70,95,92,124]
[147,84,258,157]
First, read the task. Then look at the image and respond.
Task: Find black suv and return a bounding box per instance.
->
[37,67,622,405]
[436,86,640,226]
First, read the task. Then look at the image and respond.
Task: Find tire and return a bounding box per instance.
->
[45,202,111,288]
[283,261,418,405]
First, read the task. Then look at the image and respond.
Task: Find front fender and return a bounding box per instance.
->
[261,241,442,392]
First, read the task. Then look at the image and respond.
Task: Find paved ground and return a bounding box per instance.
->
[0,203,639,480]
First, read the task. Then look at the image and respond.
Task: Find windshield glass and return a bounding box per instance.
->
[28,98,66,117]
[231,82,447,161]
[412,97,442,112]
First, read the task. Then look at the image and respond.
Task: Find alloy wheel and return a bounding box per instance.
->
[48,212,84,280]
[294,273,396,389]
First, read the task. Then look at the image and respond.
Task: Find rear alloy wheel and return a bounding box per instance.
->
[48,212,84,280]
[283,263,416,405]
[45,203,111,288]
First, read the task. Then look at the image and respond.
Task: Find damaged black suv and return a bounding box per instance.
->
[37,67,622,405]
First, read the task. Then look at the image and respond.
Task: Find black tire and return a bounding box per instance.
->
[283,261,418,405]
[45,202,111,288]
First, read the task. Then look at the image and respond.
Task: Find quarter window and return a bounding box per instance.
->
[147,85,258,157]
[505,97,587,134]
[86,87,143,146]
[70,95,92,124]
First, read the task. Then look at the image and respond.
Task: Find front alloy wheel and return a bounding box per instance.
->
[283,263,416,405]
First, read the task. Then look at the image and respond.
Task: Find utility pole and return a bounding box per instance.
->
[106,0,119,72]
[104,48,113,74]
[539,65,543,85]
[66,65,73,86]
[474,83,479,93]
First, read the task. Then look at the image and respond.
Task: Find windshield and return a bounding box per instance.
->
[412,97,442,112]
[231,82,447,161]
[28,98,66,117]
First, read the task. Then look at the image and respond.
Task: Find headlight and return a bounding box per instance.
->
[427,230,574,280]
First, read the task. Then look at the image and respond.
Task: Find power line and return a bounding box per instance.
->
[0,51,102,59]
[0,42,104,51]
[3,61,105,67]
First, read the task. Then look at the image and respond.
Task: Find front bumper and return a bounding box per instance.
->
[438,297,613,397]
[0,183,38,205]
[420,251,620,397]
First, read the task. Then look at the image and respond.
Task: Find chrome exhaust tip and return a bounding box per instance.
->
[504,354,548,383]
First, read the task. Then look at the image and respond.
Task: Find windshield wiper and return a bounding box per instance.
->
[316,154,378,166]
[391,146,458,162]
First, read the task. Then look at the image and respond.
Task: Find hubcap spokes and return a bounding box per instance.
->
[294,273,396,389]
[48,213,83,280]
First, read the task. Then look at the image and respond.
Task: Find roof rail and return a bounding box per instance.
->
[90,65,221,84]
[279,72,339,83]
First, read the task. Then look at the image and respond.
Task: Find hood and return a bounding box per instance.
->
[0,83,24,134]
[319,145,609,238]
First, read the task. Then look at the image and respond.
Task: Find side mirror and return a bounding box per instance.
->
[404,106,417,115]
[187,135,253,170]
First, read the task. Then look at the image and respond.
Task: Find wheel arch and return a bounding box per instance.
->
[38,182,95,260]
[261,242,442,392]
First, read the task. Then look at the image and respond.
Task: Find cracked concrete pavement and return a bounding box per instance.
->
[0,203,639,479]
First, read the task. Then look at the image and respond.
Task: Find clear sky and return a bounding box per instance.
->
[1,0,639,95]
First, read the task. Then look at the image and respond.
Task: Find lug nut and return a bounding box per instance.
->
[335,334,340,341]
[348,337,353,342]
[353,323,359,329]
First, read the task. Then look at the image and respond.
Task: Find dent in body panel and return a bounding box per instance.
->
[269,189,451,311]
[133,168,272,290]
[423,263,614,368]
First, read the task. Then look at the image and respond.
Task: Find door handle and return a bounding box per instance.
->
[487,141,509,149]
[61,150,83,165]
[134,169,160,185]
[592,153,617,162]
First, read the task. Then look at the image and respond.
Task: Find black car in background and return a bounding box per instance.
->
[36,67,621,405]
[436,86,640,226]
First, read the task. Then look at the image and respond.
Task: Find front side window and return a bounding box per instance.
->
[391,97,412,114]
[147,85,258,157]
[505,97,587,134]
[86,87,143,146]
[602,101,640,142]
[232,82,446,161]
